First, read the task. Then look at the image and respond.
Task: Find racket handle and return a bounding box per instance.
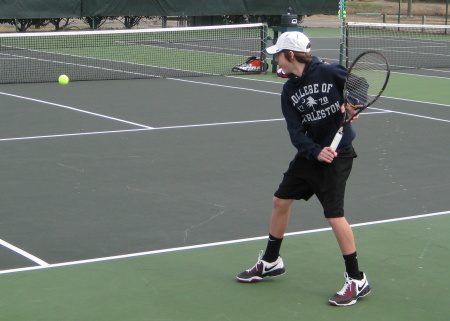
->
[330,128,343,151]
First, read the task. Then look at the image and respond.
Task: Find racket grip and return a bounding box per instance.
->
[330,129,343,151]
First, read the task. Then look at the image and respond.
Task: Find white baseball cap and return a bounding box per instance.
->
[265,31,311,55]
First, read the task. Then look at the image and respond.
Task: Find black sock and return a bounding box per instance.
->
[262,234,283,262]
[343,252,361,280]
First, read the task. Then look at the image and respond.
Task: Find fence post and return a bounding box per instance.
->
[338,0,347,66]
[446,0,449,26]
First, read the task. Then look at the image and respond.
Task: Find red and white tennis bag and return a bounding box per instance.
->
[277,68,289,78]
[232,56,267,72]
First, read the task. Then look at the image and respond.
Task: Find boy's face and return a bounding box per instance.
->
[275,51,293,74]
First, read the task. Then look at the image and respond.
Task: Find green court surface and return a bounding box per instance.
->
[383,73,450,105]
[0,214,448,320]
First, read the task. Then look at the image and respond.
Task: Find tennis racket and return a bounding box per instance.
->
[330,50,390,151]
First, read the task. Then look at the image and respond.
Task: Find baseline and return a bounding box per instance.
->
[1,210,448,275]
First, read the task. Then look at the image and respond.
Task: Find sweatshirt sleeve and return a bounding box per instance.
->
[281,92,323,160]
[331,63,348,93]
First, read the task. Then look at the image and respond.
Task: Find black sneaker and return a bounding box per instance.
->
[329,272,371,306]
[236,250,286,283]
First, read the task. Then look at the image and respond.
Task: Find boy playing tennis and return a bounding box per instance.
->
[236,32,371,307]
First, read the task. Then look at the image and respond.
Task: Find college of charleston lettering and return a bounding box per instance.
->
[290,83,341,124]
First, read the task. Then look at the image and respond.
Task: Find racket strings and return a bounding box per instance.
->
[346,54,389,106]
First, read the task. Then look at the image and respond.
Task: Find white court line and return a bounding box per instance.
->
[0,119,284,142]
[0,112,392,142]
[393,70,450,78]
[383,96,450,108]
[371,106,450,123]
[0,210,448,275]
[168,77,280,95]
[0,128,148,142]
[0,91,154,129]
[0,239,49,267]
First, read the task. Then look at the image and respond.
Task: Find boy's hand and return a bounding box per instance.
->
[341,103,361,123]
[317,147,338,163]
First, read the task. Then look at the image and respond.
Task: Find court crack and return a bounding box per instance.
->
[183,207,225,243]
[57,163,85,173]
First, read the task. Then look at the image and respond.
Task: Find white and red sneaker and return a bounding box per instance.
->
[329,272,371,306]
[236,250,286,283]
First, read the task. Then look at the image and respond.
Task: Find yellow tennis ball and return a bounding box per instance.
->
[58,75,69,85]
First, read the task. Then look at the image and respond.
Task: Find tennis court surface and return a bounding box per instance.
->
[0,25,449,320]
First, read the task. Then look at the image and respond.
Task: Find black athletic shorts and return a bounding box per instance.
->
[274,149,355,218]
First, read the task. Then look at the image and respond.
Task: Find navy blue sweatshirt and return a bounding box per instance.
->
[280,56,356,160]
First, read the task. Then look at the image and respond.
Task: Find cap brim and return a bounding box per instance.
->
[265,45,282,55]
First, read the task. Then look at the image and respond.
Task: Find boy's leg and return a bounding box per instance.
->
[236,156,313,283]
[327,217,356,255]
[319,157,371,306]
[327,217,360,278]
[262,197,294,262]
[327,217,371,306]
[269,197,294,238]
[235,197,293,282]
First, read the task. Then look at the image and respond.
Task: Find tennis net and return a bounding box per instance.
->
[0,23,268,84]
[345,22,450,70]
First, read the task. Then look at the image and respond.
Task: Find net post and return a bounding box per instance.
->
[345,23,349,68]
[261,23,268,72]
[338,0,347,65]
